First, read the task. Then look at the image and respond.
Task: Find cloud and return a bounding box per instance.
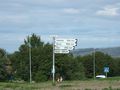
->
[0,0,120,52]
[96,5,119,16]
[0,15,29,24]
[63,8,80,14]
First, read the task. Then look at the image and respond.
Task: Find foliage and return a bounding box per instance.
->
[9,34,85,82]
[55,54,85,80]
[79,52,118,78]
[1,33,120,82]
[0,48,13,81]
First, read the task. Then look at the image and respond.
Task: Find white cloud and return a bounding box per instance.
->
[0,14,29,24]
[63,8,80,14]
[96,7,119,16]
[0,0,120,52]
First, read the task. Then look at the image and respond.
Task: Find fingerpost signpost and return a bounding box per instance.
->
[52,37,77,85]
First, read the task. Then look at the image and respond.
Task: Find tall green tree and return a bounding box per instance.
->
[55,54,85,80]
[24,33,44,48]
[0,48,13,81]
[81,52,115,78]
[81,54,93,78]
[10,34,53,82]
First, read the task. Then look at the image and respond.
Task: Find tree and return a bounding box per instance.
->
[81,54,93,78]
[24,33,44,48]
[0,48,13,81]
[81,52,115,78]
[55,54,85,80]
[10,34,53,82]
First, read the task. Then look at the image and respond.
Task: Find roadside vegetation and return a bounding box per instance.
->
[0,78,120,90]
[0,33,120,89]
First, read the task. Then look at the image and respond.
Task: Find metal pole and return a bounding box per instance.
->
[106,72,107,78]
[52,37,55,84]
[29,36,32,83]
[93,48,96,79]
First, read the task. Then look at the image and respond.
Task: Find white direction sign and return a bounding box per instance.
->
[54,49,69,54]
[54,38,77,54]
[55,39,77,42]
[55,45,74,50]
[55,38,77,47]
[55,42,76,47]
[55,39,77,46]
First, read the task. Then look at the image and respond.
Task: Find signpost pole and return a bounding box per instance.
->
[106,72,107,78]
[52,37,77,85]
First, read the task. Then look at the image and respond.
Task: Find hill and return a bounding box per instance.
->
[72,47,120,57]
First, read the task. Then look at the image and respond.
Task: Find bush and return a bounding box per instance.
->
[34,71,47,82]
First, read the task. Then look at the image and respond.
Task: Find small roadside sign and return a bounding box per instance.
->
[104,67,109,73]
[104,67,109,78]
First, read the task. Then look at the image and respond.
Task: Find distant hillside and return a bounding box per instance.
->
[72,47,120,57]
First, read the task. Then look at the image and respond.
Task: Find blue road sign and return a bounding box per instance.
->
[104,67,109,73]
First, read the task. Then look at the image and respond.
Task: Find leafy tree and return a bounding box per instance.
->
[0,48,13,81]
[81,52,116,78]
[112,58,120,76]
[81,54,93,78]
[10,34,53,82]
[94,52,114,77]
[24,33,44,48]
[55,54,85,80]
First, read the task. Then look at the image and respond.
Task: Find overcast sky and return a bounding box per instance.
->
[0,0,120,53]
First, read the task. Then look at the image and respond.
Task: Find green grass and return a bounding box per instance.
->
[0,77,120,90]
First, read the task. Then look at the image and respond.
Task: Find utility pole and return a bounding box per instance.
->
[52,36,55,85]
[93,48,96,79]
[29,36,32,83]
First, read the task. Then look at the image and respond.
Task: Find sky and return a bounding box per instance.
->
[0,0,120,53]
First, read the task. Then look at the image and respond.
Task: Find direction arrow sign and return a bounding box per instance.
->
[55,46,65,50]
[55,39,77,42]
[55,39,77,45]
[55,42,76,47]
[55,39,77,47]
[55,45,74,50]
[54,38,77,53]
[65,46,75,50]
[54,49,70,54]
